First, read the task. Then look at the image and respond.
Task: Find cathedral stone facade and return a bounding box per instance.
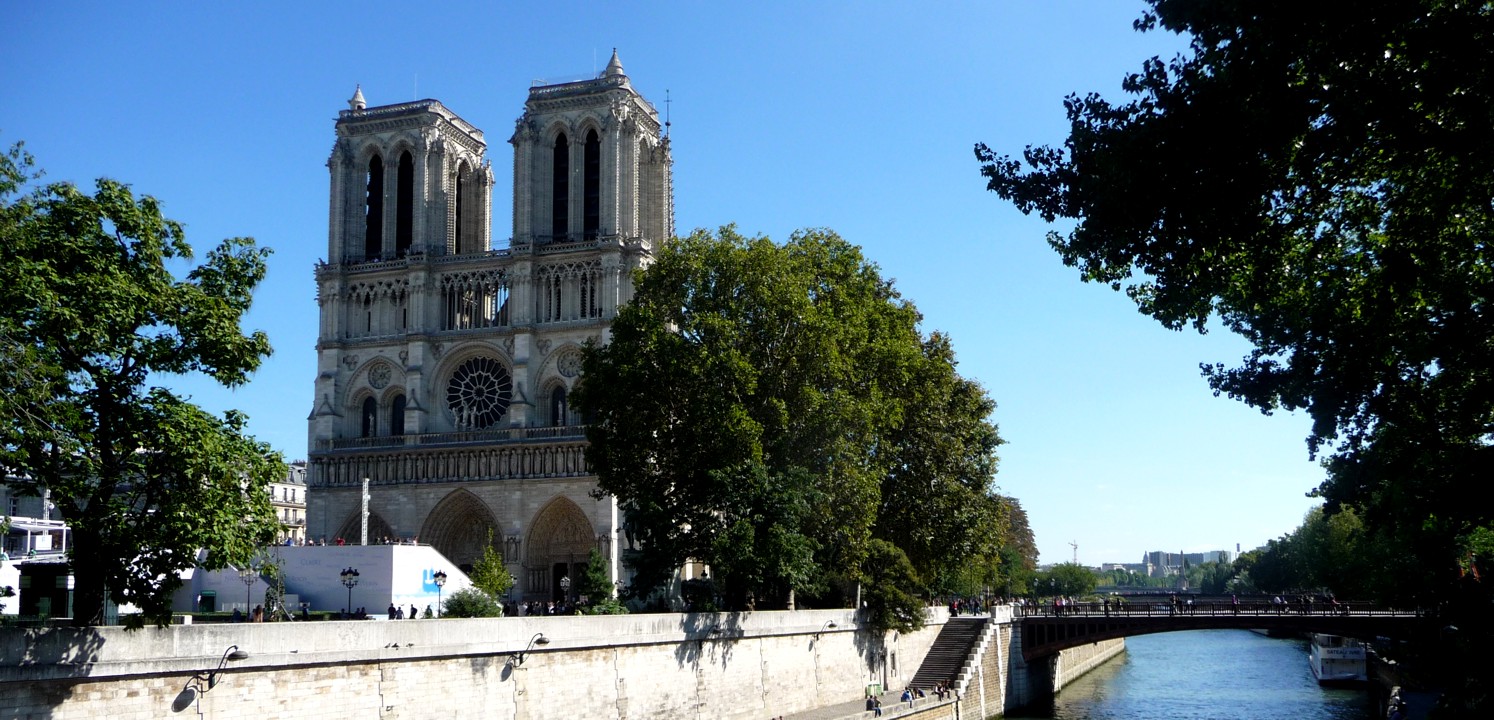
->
[307,52,671,601]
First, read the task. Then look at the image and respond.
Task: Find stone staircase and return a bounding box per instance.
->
[907,616,988,691]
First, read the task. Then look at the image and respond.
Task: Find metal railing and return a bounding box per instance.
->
[1014,599,1421,618]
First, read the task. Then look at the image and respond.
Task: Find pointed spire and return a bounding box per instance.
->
[603,48,625,78]
[349,84,367,111]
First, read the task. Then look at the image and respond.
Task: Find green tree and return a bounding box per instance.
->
[977,0,1494,600]
[1039,562,1098,598]
[574,548,627,614]
[874,333,1007,591]
[861,539,926,634]
[0,143,281,627]
[575,226,1004,617]
[992,495,1038,596]
[440,587,503,618]
[977,4,1494,707]
[468,530,514,599]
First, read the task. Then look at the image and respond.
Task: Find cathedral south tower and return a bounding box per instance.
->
[307,51,671,600]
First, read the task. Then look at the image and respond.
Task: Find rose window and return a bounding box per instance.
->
[446,356,513,429]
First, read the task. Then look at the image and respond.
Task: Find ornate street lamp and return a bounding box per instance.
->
[341,567,360,616]
[433,570,447,617]
[238,566,257,616]
[559,575,571,605]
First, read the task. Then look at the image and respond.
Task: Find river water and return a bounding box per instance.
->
[1008,629,1373,720]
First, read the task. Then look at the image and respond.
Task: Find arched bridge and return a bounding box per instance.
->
[1018,600,1425,661]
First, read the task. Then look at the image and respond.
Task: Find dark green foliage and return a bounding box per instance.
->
[978,0,1494,596]
[861,540,925,634]
[1037,562,1098,598]
[978,4,1493,708]
[468,530,514,599]
[575,226,1008,627]
[440,587,504,618]
[0,142,281,627]
[574,548,619,611]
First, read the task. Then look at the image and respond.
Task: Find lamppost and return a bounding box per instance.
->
[169,645,250,713]
[559,575,571,606]
[239,566,256,616]
[511,632,550,666]
[433,570,447,617]
[341,567,360,615]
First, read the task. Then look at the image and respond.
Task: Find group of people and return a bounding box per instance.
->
[386,602,432,619]
[514,600,575,616]
[230,605,266,622]
[947,598,990,616]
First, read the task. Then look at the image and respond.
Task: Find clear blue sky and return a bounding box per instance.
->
[2,2,1325,567]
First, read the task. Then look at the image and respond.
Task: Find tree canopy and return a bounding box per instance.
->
[574,226,1008,627]
[0,142,281,626]
[978,0,1491,604]
[977,3,1492,709]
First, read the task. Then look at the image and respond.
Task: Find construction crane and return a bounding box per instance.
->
[1070,540,1078,564]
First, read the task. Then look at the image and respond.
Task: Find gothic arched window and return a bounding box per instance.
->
[361,396,378,438]
[364,154,384,260]
[395,150,414,256]
[550,386,568,427]
[552,133,569,241]
[583,129,600,240]
[390,394,406,436]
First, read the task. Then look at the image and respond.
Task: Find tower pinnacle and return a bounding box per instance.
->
[603,49,625,78]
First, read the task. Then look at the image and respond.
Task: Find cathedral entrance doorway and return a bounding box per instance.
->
[552,562,573,603]
[419,489,499,570]
[524,497,595,601]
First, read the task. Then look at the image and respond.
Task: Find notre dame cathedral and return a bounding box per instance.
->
[306,52,670,601]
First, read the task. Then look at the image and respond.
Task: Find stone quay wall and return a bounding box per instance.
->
[1050,638,1126,693]
[955,619,1125,719]
[0,608,950,720]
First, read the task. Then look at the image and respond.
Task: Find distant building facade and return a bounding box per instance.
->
[270,462,308,545]
[306,52,671,601]
[1141,550,1232,578]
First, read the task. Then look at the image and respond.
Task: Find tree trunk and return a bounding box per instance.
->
[69,541,107,627]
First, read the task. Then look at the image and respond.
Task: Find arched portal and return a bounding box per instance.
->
[334,510,396,546]
[419,489,499,570]
[524,497,596,600]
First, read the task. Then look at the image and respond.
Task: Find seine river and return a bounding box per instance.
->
[1009,629,1373,720]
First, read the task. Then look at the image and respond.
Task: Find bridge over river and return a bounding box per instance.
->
[1017,598,1425,661]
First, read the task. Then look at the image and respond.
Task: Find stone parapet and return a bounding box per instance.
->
[0,609,947,720]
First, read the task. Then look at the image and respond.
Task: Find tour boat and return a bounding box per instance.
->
[1309,633,1367,684]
